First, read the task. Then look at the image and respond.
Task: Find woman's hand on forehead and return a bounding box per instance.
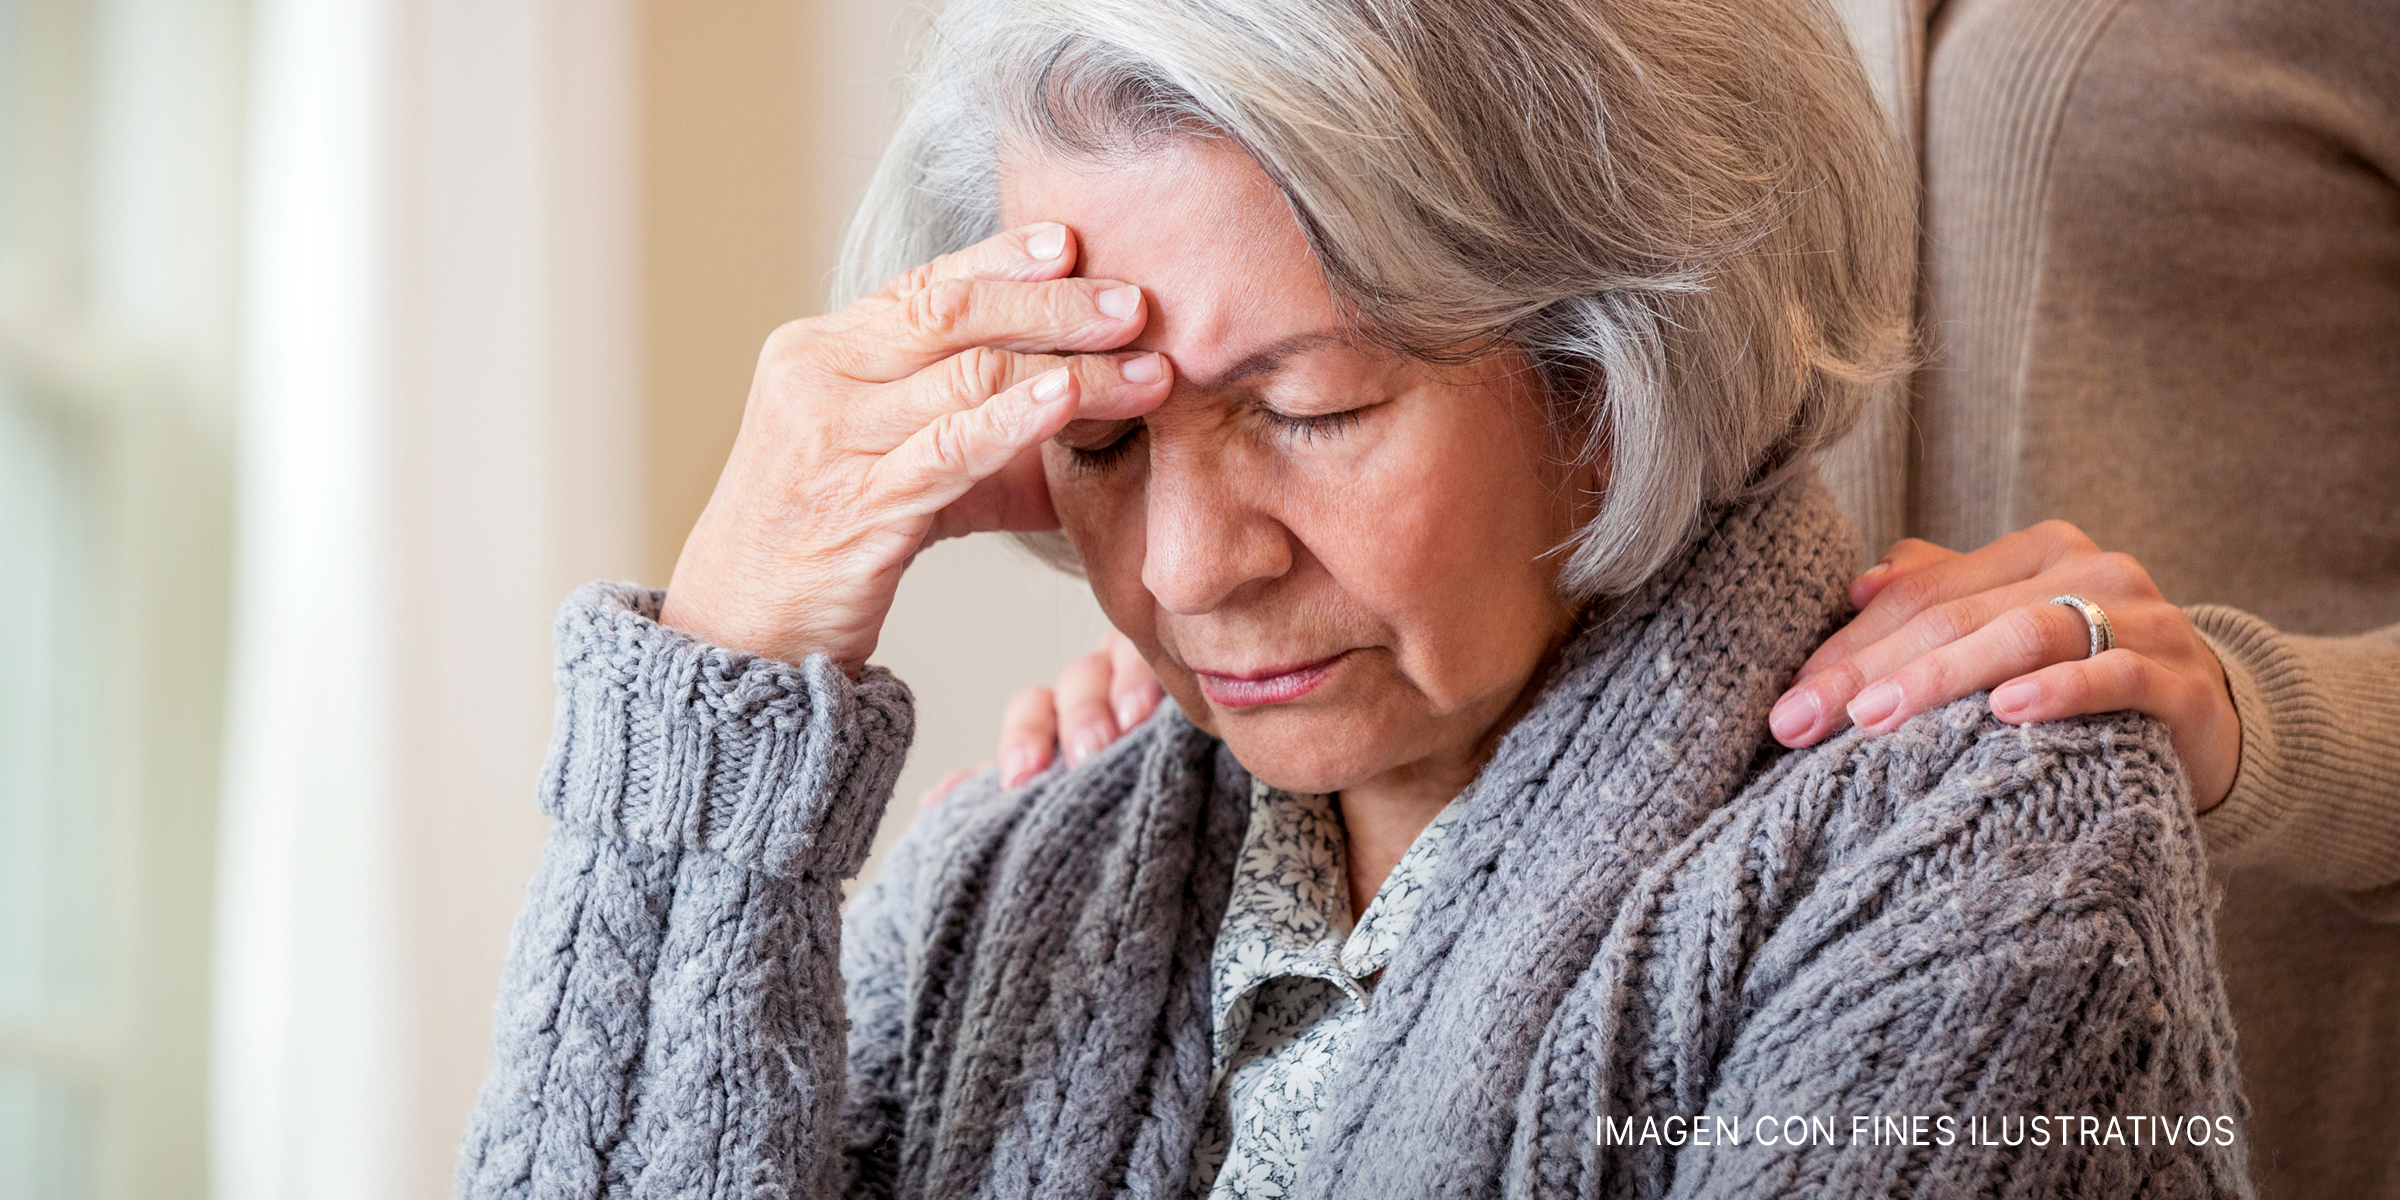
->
[655,222,1172,674]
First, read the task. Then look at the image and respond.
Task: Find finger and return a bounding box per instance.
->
[1991,646,2240,808]
[999,686,1059,787]
[1773,576,2068,745]
[1840,599,2099,734]
[919,764,980,809]
[1106,632,1165,734]
[1987,647,2192,729]
[836,276,1148,383]
[1846,537,1960,611]
[1800,523,2093,686]
[1799,540,1962,684]
[868,222,1079,303]
[867,367,1084,518]
[852,346,1169,449]
[1055,649,1121,769]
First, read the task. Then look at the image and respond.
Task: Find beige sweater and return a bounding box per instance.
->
[1820,0,2400,1194]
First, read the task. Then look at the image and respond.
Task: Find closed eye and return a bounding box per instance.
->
[1060,420,1143,475]
[1260,406,1364,443]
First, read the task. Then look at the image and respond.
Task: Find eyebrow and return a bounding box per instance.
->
[1180,331,1349,393]
[1054,329,1353,445]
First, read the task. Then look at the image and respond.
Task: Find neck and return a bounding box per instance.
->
[1333,626,1576,921]
[1336,770,1472,924]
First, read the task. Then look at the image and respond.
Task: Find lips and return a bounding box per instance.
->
[1192,652,1347,709]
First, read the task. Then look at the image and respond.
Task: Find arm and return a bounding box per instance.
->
[1765,523,2400,912]
[453,583,913,1199]
[2190,608,2400,915]
[1673,714,2251,1199]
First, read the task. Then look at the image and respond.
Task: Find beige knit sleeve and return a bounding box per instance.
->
[2188,605,2400,920]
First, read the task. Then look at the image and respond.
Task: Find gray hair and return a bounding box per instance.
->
[837,0,1913,602]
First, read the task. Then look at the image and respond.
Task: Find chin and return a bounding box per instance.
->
[1206,708,1394,795]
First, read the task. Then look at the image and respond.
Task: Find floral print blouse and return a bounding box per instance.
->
[1189,779,1466,1198]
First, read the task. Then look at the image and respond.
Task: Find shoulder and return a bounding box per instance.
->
[1741,695,2210,941]
[1785,692,2191,846]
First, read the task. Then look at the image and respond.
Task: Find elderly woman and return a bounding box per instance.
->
[455,0,2250,1196]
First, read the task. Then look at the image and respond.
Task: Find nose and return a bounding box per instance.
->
[1139,439,1292,615]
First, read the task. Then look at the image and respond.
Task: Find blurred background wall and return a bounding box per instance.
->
[0,2,1111,1198]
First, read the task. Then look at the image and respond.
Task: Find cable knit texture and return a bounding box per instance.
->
[456,479,2251,1199]
[1814,1,2400,1191]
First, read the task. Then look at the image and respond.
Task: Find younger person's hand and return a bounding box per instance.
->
[1767,520,2242,810]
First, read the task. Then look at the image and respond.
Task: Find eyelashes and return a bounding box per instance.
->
[1063,405,1367,475]
[1259,408,1362,443]
[1064,425,1143,476]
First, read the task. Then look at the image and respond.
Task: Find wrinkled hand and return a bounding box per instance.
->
[658,223,1172,674]
[1766,520,2242,810]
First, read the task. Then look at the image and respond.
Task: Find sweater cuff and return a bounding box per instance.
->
[2188,603,2400,902]
[536,581,916,882]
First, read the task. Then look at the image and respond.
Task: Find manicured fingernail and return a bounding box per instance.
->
[1095,285,1141,320]
[1119,353,1162,384]
[1848,680,1901,729]
[1991,678,2040,715]
[1768,689,1818,742]
[1066,726,1109,767]
[1030,367,1071,403]
[1024,223,1066,260]
[1115,694,1147,733]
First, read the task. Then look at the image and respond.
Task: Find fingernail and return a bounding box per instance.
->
[1848,680,1901,729]
[1768,689,1818,742]
[1030,367,1071,403]
[1859,558,1892,579]
[1119,353,1162,384]
[1991,678,2040,715]
[1024,223,1066,260]
[1000,746,1036,787]
[1115,694,1147,733]
[1095,285,1141,320]
[1066,726,1109,767]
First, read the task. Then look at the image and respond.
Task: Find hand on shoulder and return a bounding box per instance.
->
[1764,520,2241,810]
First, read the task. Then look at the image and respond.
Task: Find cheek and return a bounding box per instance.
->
[1306,430,1550,595]
[1290,412,1567,698]
[1044,451,1158,626]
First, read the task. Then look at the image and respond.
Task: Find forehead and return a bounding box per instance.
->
[996,140,1342,363]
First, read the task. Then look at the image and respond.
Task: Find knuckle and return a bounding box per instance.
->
[761,317,818,357]
[922,415,974,475]
[2050,663,2096,709]
[1885,537,1935,561]
[908,278,972,336]
[2031,518,2095,551]
[760,321,829,383]
[1815,658,1867,701]
[1911,598,1978,647]
[887,259,943,298]
[1877,571,1940,618]
[2091,551,2160,597]
[1996,606,2057,661]
[947,345,1012,401]
[2101,647,2149,691]
[1895,658,1948,705]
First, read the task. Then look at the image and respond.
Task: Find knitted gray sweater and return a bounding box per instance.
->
[455,477,2252,1199]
